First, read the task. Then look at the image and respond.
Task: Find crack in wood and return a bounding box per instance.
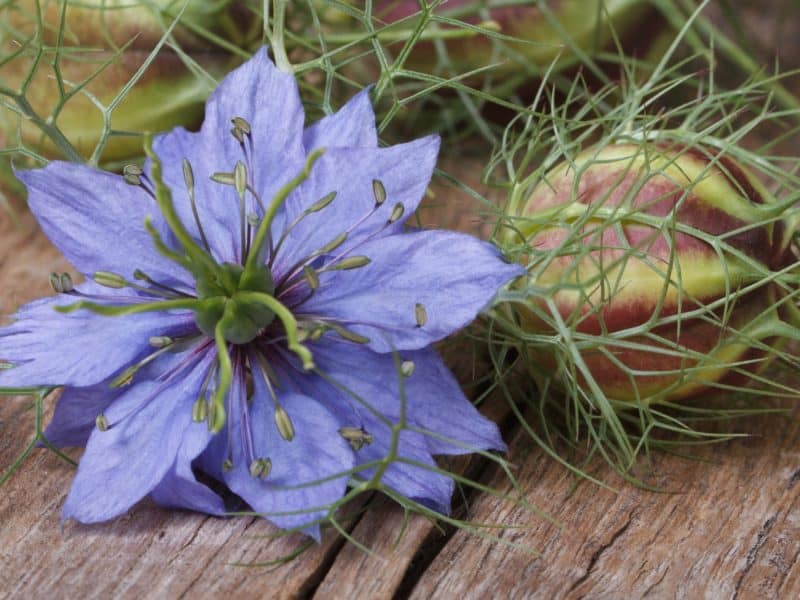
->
[732,514,778,599]
[391,409,522,599]
[567,510,635,595]
[788,469,800,489]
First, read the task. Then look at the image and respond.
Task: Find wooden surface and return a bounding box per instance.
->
[2,160,800,599]
[3,5,800,598]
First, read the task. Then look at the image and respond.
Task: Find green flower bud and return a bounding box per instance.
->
[504,142,796,403]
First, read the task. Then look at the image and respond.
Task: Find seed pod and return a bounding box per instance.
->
[504,142,796,402]
[338,0,658,84]
[0,1,255,164]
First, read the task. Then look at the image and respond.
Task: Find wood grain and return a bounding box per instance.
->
[2,3,800,597]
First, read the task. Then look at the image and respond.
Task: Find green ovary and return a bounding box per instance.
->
[194,262,276,344]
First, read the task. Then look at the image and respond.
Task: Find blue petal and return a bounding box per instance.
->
[296,230,524,352]
[62,351,213,523]
[150,423,225,516]
[309,342,506,456]
[220,360,354,539]
[274,136,440,275]
[150,48,306,262]
[15,162,190,286]
[356,410,454,514]
[42,383,122,447]
[0,284,197,387]
[303,87,377,151]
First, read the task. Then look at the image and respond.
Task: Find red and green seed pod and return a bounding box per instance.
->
[370,0,656,75]
[0,0,253,163]
[504,143,796,402]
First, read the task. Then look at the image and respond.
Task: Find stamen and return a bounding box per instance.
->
[400,360,415,377]
[231,116,251,136]
[303,265,319,291]
[183,159,212,253]
[249,457,272,479]
[109,343,174,388]
[274,405,295,441]
[95,413,109,432]
[234,161,248,264]
[323,255,370,271]
[149,336,173,348]
[93,271,127,289]
[133,269,194,298]
[191,396,208,422]
[49,272,73,294]
[415,303,427,328]
[323,321,370,345]
[268,191,338,269]
[222,459,234,472]
[372,179,387,206]
[339,426,373,451]
[123,164,143,186]
[388,203,405,224]
[210,172,235,185]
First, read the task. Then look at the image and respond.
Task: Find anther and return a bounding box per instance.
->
[49,272,64,293]
[318,232,348,255]
[210,172,235,186]
[339,426,373,451]
[50,272,74,293]
[274,405,295,441]
[191,396,208,423]
[182,159,194,190]
[123,164,143,186]
[109,366,137,388]
[234,161,247,199]
[93,271,127,289]
[303,265,319,290]
[95,413,109,432]
[388,203,405,224]
[208,399,226,433]
[149,336,173,348]
[247,213,260,228]
[326,322,370,344]
[231,126,244,144]
[307,191,337,214]
[372,179,387,206]
[415,303,427,328]
[60,273,74,293]
[231,116,251,135]
[329,256,370,271]
[249,457,272,479]
[222,459,234,472]
[400,360,415,377]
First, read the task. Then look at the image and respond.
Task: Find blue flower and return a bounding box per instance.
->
[1,49,523,538]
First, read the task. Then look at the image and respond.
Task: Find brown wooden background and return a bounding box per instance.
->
[2,3,800,598]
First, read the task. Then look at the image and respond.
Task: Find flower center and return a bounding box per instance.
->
[194,262,276,344]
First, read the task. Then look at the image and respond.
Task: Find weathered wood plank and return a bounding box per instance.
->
[408,408,800,598]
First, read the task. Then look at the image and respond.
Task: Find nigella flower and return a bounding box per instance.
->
[0,49,522,538]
